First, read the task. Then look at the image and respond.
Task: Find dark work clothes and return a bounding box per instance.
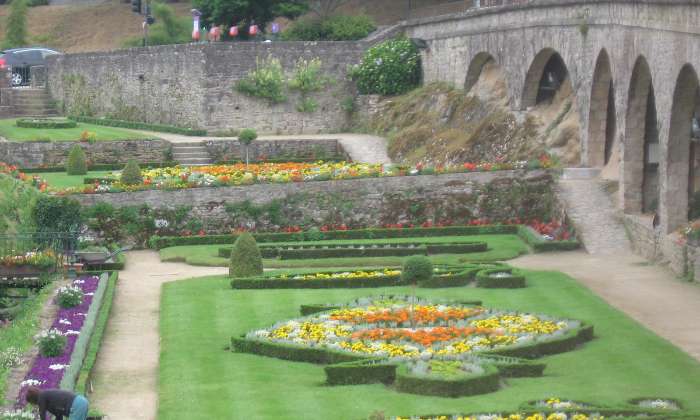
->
[38,389,76,420]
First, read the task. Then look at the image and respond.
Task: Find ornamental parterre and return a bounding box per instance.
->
[233,296,594,397]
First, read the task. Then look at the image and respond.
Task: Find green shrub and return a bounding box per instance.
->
[229,232,263,278]
[238,128,258,145]
[475,268,526,289]
[3,0,27,49]
[66,144,87,175]
[37,328,66,357]
[401,255,433,284]
[120,160,143,185]
[32,195,83,234]
[123,3,190,47]
[57,285,83,308]
[282,15,376,41]
[235,56,287,104]
[16,118,77,129]
[352,37,421,95]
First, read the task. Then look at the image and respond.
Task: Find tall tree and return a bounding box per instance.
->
[192,0,308,34]
[3,0,28,49]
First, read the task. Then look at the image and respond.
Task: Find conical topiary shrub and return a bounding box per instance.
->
[229,232,263,278]
[66,144,87,175]
[120,159,142,185]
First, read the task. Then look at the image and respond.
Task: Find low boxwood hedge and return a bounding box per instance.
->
[517,225,580,252]
[17,118,77,129]
[396,408,690,420]
[479,354,546,377]
[219,241,487,260]
[485,324,594,359]
[69,116,207,136]
[231,336,365,365]
[324,359,397,385]
[150,225,517,249]
[394,363,500,398]
[475,267,526,288]
[299,298,483,316]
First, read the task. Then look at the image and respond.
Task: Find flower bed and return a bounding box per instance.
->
[15,274,107,406]
[52,159,549,194]
[231,265,490,289]
[231,296,593,397]
[0,162,47,191]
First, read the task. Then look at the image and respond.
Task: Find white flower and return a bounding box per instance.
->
[59,319,71,325]
[65,330,80,336]
[20,379,44,387]
[49,364,68,370]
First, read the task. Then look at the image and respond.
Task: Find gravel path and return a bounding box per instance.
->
[511,251,700,361]
[89,251,226,420]
[139,131,392,164]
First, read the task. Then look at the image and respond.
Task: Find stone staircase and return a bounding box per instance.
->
[10,88,58,117]
[171,142,212,166]
[557,168,631,255]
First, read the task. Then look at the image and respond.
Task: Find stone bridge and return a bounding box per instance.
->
[402,0,700,235]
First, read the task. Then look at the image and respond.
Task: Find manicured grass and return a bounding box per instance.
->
[159,269,700,419]
[0,280,58,403]
[159,234,529,268]
[0,118,157,142]
[26,170,115,189]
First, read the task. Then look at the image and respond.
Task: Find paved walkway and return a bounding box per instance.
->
[139,131,392,164]
[511,251,700,361]
[89,251,226,420]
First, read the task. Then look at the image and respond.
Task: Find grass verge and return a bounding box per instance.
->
[158,270,700,419]
[0,118,158,142]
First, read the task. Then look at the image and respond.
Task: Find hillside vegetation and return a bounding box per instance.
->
[0,173,39,235]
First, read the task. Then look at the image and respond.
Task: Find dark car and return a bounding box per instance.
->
[0,47,61,87]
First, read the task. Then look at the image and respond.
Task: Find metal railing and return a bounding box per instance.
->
[0,232,79,270]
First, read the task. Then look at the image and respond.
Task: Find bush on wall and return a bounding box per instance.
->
[282,14,376,41]
[351,37,421,95]
[235,56,287,104]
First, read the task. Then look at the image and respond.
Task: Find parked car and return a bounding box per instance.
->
[0,47,61,87]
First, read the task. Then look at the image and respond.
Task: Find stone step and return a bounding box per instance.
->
[556,178,631,255]
[561,167,602,180]
[177,158,212,165]
[172,142,206,148]
[173,152,210,158]
[172,146,207,152]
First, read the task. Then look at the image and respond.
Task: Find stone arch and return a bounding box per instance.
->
[662,64,700,232]
[465,52,496,92]
[623,55,659,214]
[587,49,616,168]
[464,52,508,103]
[521,48,570,109]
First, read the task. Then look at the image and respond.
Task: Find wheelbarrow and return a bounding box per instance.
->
[73,246,131,267]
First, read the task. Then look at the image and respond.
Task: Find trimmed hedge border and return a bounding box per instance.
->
[475,267,526,288]
[23,162,167,173]
[231,336,365,365]
[394,407,693,420]
[324,359,397,385]
[60,272,109,390]
[218,241,488,260]
[75,271,118,395]
[69,116,207,136]
[486,324,594,359]
[230,266,481,289]
[517,225,580,252]
[394,363,500,398]
[299,299,484,316]
[151,225,519,249]
[16,118,77,129]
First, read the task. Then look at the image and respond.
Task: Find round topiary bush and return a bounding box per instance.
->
[120,159,143,185]
[16,117,77,129]
[238,128,258,146]
[352,37,421,95]
[66,144,87,175]
[229,232,263,278]
[401,255,433,284]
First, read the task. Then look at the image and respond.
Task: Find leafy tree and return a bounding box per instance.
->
[401,255,433,284]
[123,3,190,47]
[229,232,263,277]
[31,196,83,234]
[3,0,27,49]
[238,128,258,165]
[192,0,308,36]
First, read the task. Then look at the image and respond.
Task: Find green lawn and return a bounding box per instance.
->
[0,118,156,142]
[159,269,700,420]
[26,170,116,189]
[159,234,529,268]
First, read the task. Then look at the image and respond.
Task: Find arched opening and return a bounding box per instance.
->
[464,52,507,104]
[664,64,700,231]
[588,49,617,167]
[521,49,570,109]
[623,56,659,215]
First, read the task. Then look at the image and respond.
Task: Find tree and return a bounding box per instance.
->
[66,145,87,175]
[229,232,263,277]
[3,0,28,49]
[120,160,143,185]
[238,128,258,166]
[192,0,308,36]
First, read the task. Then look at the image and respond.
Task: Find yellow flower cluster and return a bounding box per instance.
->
[339,341,419,358]
[396,414,603,420]
[282,269,400,281]
[471,315,563,334]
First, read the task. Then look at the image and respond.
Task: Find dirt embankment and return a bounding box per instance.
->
[364,67,582,167]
